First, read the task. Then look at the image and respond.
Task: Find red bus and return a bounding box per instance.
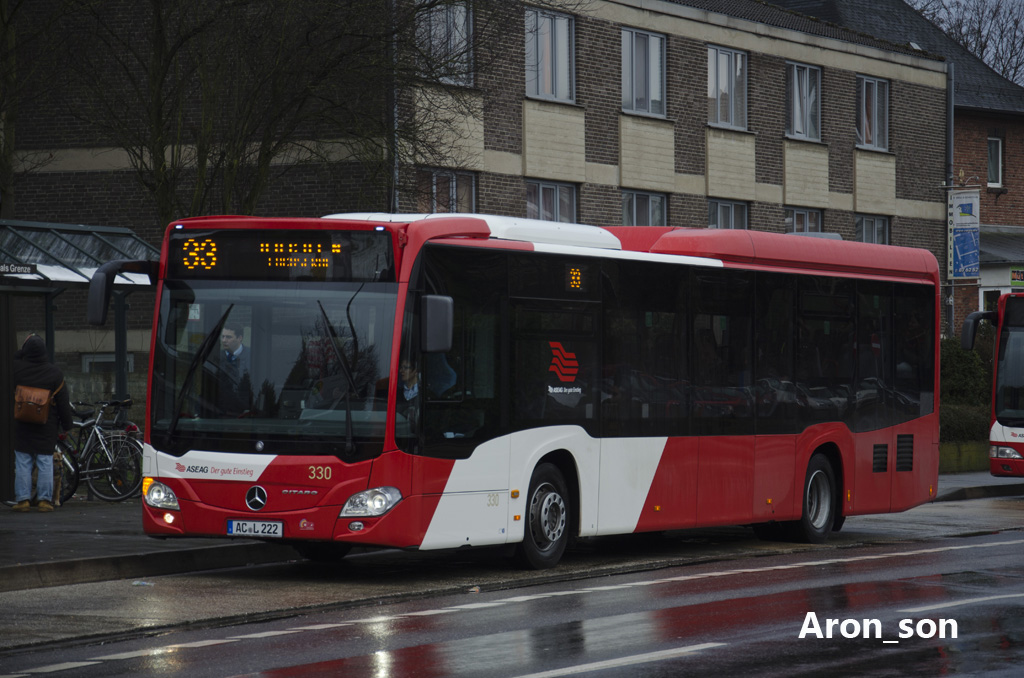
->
[962,294,1024,476]
[89,214,940,568]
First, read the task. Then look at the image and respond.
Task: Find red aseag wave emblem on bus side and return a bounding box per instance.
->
[549,342,579,382]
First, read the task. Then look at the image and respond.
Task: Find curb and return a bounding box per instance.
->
[934,482,1024,503]
[0,542,297,593]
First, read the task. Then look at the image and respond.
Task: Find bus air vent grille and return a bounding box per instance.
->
[896,434,914,472]
[872,444,888,473]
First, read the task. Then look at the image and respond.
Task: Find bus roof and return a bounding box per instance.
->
[626,227,939,282]
[325,212,622,251]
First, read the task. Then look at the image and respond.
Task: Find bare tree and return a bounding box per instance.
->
[907,0,1024,85]
[0,0,69,218]
[57,0,585,226]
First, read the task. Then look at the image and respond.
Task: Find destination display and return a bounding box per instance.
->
[166,229,394,282]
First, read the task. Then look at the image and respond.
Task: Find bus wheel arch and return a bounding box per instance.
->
[812,442,846,532]
[515,451,578,570]
[797,448,841,543]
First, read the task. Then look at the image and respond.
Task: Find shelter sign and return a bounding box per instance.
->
[0,262,37,276]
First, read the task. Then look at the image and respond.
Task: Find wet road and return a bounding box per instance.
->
[2,497,1024,677]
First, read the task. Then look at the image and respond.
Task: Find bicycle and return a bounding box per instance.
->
[57,399,143,502]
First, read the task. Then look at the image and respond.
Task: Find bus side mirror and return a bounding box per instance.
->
[421,294,453,353]
[961,310,997,350]
[88,260,158,325]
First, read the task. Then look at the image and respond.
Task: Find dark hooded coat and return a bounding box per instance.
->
[13,335,73,454]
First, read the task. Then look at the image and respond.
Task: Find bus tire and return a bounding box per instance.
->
[515,463,570,570]
[796,455,836,544]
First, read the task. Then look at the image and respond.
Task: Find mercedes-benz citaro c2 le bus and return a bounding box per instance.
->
[88,213,940,569]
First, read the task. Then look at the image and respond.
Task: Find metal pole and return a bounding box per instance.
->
[114,290,129,399]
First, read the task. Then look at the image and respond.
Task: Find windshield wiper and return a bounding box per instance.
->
[167,304,234,442]
[317,300,359,456]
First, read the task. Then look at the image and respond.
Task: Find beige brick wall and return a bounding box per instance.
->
[523,100,586,182]
[414,88,484,170]
[854,149,897,214]
[619,114,676,192]
[706,128,756,201]
[783,140,829,207]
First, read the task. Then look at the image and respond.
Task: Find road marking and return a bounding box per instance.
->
[227,630,303,639]
[900,592,1024,614]
[169,639,240,648]
[91,649,162,660]
[347,615,399,624]
[287,622,353,630]
[507,642,727,678]
[20,663,100,673]
[447,602,509,610]
[652,539,1024,586]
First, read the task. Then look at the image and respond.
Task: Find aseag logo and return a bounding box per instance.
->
[549,342,579,382]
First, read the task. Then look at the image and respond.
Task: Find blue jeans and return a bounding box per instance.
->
[14,449,53,503]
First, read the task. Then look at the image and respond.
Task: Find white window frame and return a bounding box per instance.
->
[416,168,475,213]
[855,214,889,244]
[623,190,667,226]
[707,45,747,130]
[527,179,576,223]
[622,28,665,116]
[989,137,1003,187]
[856,75,889,151]
[708,199,748,229]
[525,8,574,102]
[419,1,472,86]
[785,207,822,233]
[786,62,821,141]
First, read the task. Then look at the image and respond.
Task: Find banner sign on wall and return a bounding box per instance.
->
[947,189,980,280]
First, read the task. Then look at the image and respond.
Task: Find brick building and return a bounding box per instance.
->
[769,0,1024,332]
[3,0,951,421]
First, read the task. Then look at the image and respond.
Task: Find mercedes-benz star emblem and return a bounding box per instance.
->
[245,486,268,511]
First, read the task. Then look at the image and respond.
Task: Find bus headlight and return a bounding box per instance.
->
[341,487,402,517]
[990,446,1024,460]
[144,479,180,510]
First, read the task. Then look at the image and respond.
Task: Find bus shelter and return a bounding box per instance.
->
[1,219,158,502]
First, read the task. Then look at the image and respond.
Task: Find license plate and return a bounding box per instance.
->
[227,519,283,538]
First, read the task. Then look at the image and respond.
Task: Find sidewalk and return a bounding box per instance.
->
[1,471,1022,593]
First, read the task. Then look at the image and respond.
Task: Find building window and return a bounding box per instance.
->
[856,75,889,150]
[989,137,1003,187]
[623,191,667,226]
[785,207,822,233]
[707,45,747,129]
[622,28,665,116]
[525,8,574,102]
[418,2,472,85]
[709,199,748,229]
[416,169,475,213]
[527,180,576,222]
[856,214,889,244]
[786,63,820,141]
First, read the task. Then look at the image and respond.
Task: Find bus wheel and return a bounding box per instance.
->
[292,542,352,563]
[515,463,570,570]
[797,455,836,544]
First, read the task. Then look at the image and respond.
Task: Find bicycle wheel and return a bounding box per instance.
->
[57,439,80,504]
[84,434,143,501]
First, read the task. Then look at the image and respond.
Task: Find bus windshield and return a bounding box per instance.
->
[996,297,1024,427]
[151,280,399,459]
